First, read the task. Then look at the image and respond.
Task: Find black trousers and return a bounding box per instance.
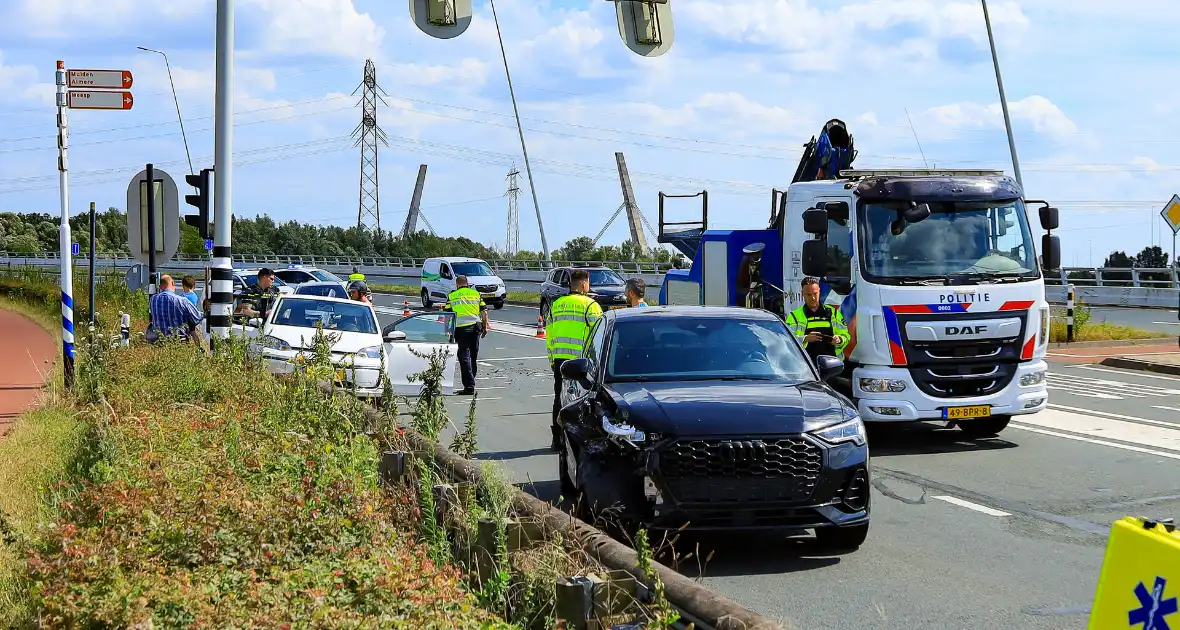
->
[455,324,481,391]
[551,358,567,429]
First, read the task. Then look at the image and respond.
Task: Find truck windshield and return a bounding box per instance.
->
[858,199,1040,284]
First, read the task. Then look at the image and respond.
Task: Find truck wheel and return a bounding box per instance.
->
[958,415,1011,438]
[815,523,869,550]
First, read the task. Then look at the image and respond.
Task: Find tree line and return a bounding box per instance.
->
[0,210,684,264]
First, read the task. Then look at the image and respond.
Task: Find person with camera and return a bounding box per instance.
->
[786,277,848,362]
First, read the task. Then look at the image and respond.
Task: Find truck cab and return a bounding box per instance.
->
[659,167,1062,438]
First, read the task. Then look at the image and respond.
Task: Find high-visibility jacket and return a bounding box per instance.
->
[786,303,849,358]
[444,287,484,328]
[546,293,602,362]
[348,271,365,282]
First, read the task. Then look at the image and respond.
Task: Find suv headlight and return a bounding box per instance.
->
[859,378,907,393]
[355,345,383,359]
[811,417,867,447]
[1020,370,1046,387]
[260,335,291,351]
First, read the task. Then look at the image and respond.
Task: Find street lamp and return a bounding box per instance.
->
[980,0,1022,191]
[137,46,194,177]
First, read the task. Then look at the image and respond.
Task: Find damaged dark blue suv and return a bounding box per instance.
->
[557,306,870,549]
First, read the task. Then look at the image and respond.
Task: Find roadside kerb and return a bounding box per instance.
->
[1048,337,1176,350]
[1100,354,1180,377]
[333,385,787,630]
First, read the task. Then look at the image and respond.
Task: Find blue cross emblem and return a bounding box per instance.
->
[1130,576,1178,630]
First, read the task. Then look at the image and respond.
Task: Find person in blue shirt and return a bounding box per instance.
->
[180,275,200,307]
[625,278,648,307]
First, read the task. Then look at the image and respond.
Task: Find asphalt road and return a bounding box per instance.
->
[370,300,1180,630]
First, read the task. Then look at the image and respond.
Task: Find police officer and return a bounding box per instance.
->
[545,268,602,450]
[786,276,849,362]
[235,268,280,322]
[444,275,489,395]
[348,266,365,282]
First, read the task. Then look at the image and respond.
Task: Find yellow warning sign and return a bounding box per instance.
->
[1161,194,1180,234]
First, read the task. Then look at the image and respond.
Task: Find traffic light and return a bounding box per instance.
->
[184,168,212,239]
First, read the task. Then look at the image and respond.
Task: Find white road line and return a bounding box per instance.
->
[477,361,494,367]
[931,495,1011,517]
[1048,404,1180,430]
[453,397,500,403]
[1047,385,1122,400]
[1151,322,1180,325]
[476,386,506,390]
[1069,365,1180,382]
[1010,423,1180,461]
[1153,405,1180,413]
[481,356,549,362]
[531,394,550,398]
[1017,408,1180,452]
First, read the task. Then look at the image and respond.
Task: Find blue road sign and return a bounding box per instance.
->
[1130,576,1177,630]
[71,242,79,256]
[204,239,213,251]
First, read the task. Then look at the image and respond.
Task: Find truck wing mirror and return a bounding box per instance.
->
[801,240,827,277]
[1038,205,1059,231]
[1041,234,1061,271]
[822,201,849,221]
[802,208,828,235]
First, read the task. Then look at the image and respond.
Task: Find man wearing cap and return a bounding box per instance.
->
[444,275,489,395]
[347,280,372,304]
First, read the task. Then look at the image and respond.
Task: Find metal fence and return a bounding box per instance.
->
[4,252,1177,308]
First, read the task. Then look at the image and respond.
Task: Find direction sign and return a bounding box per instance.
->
[67,91,133,110]
[1161,194,1180,235]
[126,168,180,266]
[204,239,213,251]
[66,69,133,89]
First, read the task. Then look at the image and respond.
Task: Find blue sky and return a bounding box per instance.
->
[1,0,1179,266]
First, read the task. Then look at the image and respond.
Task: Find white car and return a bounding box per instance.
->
[421,256,507,310]
[274,264,347,289]
[233,268,295,295]
[245,294,459,399]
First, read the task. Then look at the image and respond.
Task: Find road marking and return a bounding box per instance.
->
[1069,365,1180,382]
[1014,408,1180,453]
[1047,373,1180,400]
[453,397,500,404]
[1153,405,1180,413]
[531,394,550,398]
[476,386,506,390]
[480,356,549,362]
[1151,321,1180,325]
[478,361,494,367]
[931,495,1011,517]
[1010,423,1180,461]
[1048,385,1122,400]
[1048,404,1180,429]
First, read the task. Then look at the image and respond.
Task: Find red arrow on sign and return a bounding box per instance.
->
[66,69,134,90]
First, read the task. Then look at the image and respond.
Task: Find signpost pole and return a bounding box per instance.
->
[55,60,75,390]
[209,0,236,346]
[89,201,96,323]
[146,163,158,295]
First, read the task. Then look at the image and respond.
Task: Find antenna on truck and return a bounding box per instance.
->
[904,108,930,170]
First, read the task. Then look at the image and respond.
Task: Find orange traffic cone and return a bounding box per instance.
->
[403,300,410,317]
[535,315,545,338]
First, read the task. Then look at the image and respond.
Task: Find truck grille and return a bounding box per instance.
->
[897,311,1028,399]
[656,437,823,504]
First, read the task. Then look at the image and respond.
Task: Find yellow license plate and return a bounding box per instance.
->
[944,405,991,419]
[481,293,496,298]
[335,369,345,383]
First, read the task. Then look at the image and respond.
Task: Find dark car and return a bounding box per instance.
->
[539,266,629,320]
[555,306,870,548]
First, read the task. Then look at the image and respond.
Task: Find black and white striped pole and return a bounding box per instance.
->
[1066,284,1075,343]
[208,0,236,347]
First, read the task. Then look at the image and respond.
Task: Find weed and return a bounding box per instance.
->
[450,393,480,459]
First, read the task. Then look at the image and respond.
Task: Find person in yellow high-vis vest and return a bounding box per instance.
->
[786,276,849,363]
[545,268,602,450]
[444,275,489,395]
[348,266,365,282]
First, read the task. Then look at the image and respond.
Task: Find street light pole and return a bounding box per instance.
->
[137,46,194,177]
[981,0,1023,191]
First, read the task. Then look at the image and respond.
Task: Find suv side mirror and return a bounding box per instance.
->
[384,330,408,342]
[560,357,594,389]
[1041,234,1061,271]
[801,240,827,277]
[247,317,262,328]
[815,355,844,381]
[802,208,828,235]
[1038,205,1059,230]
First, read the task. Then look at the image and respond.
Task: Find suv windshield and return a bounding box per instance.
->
[296,284,348,298]
[606,318,814,383]
[588,270,625,286]
[452,261,494,277]
[271,298,377,334]
[858,199,1040,284]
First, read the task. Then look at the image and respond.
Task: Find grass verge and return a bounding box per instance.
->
[1048,298,1162,343]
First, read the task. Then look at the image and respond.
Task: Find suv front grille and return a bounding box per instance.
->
[475,284,498,293]
[656,437,823,504]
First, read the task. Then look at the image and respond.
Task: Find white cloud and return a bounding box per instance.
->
[0,50,50,104]
[9,0,208,37]
[922,95,1078,141]
[243,0,384,59]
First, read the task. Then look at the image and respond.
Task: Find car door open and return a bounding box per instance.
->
[383,311,460,396]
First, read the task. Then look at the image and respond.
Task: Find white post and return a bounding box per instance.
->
[209,0,235,343]
[55,60,75,389]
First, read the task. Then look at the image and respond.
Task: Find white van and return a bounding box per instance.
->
[421,257,507,309]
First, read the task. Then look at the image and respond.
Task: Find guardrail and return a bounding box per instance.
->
[4,253,1177,309]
